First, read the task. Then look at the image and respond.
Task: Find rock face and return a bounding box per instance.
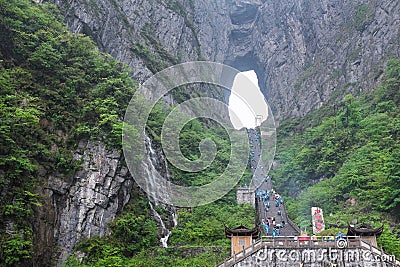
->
[249,0,400,119]
[45,0,400,119]
[37,0,400,264]
[38,141,133,266]
[34,137,174,266]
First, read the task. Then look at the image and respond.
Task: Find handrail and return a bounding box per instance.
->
[359,240,400,266]
[281,202,301,234]
[217,236,400,267]
[259,235,361,246]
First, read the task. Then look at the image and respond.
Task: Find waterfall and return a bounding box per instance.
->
[148,201,170,248]
[143,136,165,203]
[144,135,178,248]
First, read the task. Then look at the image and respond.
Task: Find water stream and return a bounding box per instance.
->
[144,135,178,248]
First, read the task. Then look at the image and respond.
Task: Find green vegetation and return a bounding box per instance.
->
[1,1,254,266]
[354,3,374,32]
[0,0,137,265]
[65,192,160,266]
[271,58,400,256]
[63,97,255,265]
[170,119,233,186]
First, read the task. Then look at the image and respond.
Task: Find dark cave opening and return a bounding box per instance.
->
[224,52,267,99]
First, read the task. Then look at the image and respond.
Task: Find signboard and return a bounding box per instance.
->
[311,207,325,234]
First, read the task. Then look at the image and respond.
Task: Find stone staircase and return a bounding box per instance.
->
[248,128,300,236]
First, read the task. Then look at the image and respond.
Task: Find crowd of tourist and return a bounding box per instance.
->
[248,127,291,237]
[248,127,349,241]
[257,189,286,236]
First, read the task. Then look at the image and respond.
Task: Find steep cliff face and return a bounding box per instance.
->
[37,0,400,264]
[224,0,400,118]
[249,0,400,118]
[52,141,132,265]
[33,141,133,266]
[44,0,227,81]
[45,0,400,118]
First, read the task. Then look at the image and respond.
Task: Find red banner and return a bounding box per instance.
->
[311,207,325,234]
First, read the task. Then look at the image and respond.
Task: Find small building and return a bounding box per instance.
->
[236,186,255,207]
[225,225,259,256]
[347,224,384,247]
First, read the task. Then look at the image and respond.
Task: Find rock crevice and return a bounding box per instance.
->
[46,141,133,265]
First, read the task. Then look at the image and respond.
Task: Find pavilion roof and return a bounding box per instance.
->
[225,225,259,238]
[347,224,384,237]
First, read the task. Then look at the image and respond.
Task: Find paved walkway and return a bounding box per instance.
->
[247,128,300,237]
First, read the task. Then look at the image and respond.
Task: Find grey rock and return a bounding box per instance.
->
[43,0,399,120]
[47,142,133,265]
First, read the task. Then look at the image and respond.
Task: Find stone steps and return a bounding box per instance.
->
[248,128,300,236]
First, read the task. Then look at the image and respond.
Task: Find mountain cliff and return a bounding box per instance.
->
[2,0,400,266]
[44,0,400,118]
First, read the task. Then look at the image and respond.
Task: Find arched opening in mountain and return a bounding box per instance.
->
[229,70,269,129]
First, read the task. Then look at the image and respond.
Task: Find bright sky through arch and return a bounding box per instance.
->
[228,70,269,129]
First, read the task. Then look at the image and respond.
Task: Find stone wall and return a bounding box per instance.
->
[237,187,255,207]
[231,247,398,267]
